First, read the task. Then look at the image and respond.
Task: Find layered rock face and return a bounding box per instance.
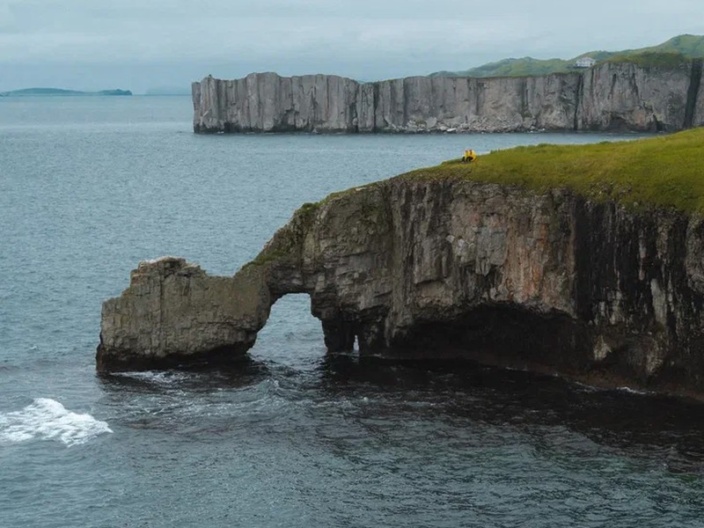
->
[192,61,703,134]
[99,179,704,396]
[96,257,271,371]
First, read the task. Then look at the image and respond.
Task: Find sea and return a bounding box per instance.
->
[2,95,704,528]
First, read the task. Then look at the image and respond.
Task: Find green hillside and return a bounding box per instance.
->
[433,34,704,78]
[641,34,704,57]
[402,128,704,213]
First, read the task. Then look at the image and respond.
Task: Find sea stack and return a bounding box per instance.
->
[96,257,271,371]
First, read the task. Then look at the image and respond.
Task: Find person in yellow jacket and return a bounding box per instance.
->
[462,149,477,163]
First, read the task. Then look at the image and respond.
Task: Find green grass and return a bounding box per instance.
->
[436,57,573,78]
[399,128,704,213]
[243,201,322,269]
[605,51,690,69]
[434,34,704,78]
[643,34,704,58]
[432,57,572,78]
[240,129,704,273]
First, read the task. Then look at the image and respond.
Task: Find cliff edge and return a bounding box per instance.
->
[192,60,704,134]
[98,129,704,397]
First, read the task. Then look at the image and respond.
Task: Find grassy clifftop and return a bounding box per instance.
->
[402,128,704,213]
[605,51,691,69]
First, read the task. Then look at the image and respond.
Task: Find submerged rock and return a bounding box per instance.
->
[98,178,704,397]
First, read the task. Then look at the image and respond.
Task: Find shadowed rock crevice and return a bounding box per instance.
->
[684,59,703,129]
[380,305,592,370]
[98,179,704,397]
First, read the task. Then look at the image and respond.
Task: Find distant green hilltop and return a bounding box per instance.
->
[0,88,132,97]
[432,34,704,78]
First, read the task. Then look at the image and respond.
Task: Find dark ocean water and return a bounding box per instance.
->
[2,95,704,527]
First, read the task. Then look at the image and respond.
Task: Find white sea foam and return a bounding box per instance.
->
[616,386,649,395]
[140,255,182,265]
[0,398,112,447]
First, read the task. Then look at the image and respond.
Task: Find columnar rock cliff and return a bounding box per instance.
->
[97,257,271,370]
[192,61,704,134]
[98,177,704,396]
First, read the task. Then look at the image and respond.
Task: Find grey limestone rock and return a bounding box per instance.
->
[193,61,704,134]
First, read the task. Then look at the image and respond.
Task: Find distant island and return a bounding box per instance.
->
[432,33,704,77]
[0,88,132,97]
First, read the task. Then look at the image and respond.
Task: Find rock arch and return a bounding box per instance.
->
[97,178,704,397]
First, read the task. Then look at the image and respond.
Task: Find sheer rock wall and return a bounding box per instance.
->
[98,179,704,396]
[193,61,703,134]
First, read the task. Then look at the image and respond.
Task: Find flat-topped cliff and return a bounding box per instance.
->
[192,60,704,134]
[99,129,704,397]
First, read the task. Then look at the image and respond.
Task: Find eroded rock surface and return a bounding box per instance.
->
[193,61,703,134]
[96,257,271,371]
[99,180,704,396]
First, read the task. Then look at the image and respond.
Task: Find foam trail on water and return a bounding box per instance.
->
[0,398,112,447]
[114,370,191,385]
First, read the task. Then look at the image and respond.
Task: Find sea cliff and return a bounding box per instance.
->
[98,130,704,397]
[192,60,704,134]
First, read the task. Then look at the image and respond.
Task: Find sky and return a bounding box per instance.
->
[1,0,703,93]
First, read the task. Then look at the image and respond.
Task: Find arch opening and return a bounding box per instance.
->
[249,293,326,367]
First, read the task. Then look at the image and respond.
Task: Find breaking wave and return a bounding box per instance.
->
[0,398,112,447]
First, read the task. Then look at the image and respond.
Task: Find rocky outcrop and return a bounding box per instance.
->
[96,257,272,371]
[192,60,704,134]
[98,178,704,397]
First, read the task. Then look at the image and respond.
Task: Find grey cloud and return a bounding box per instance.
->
[1,0,703,92]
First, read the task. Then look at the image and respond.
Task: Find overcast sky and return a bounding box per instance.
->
[1,0,703,93]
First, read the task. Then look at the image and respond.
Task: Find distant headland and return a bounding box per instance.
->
[0,88,132,97]
[192,34,704,135]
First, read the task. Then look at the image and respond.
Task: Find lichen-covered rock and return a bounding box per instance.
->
[192,61,704,134]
